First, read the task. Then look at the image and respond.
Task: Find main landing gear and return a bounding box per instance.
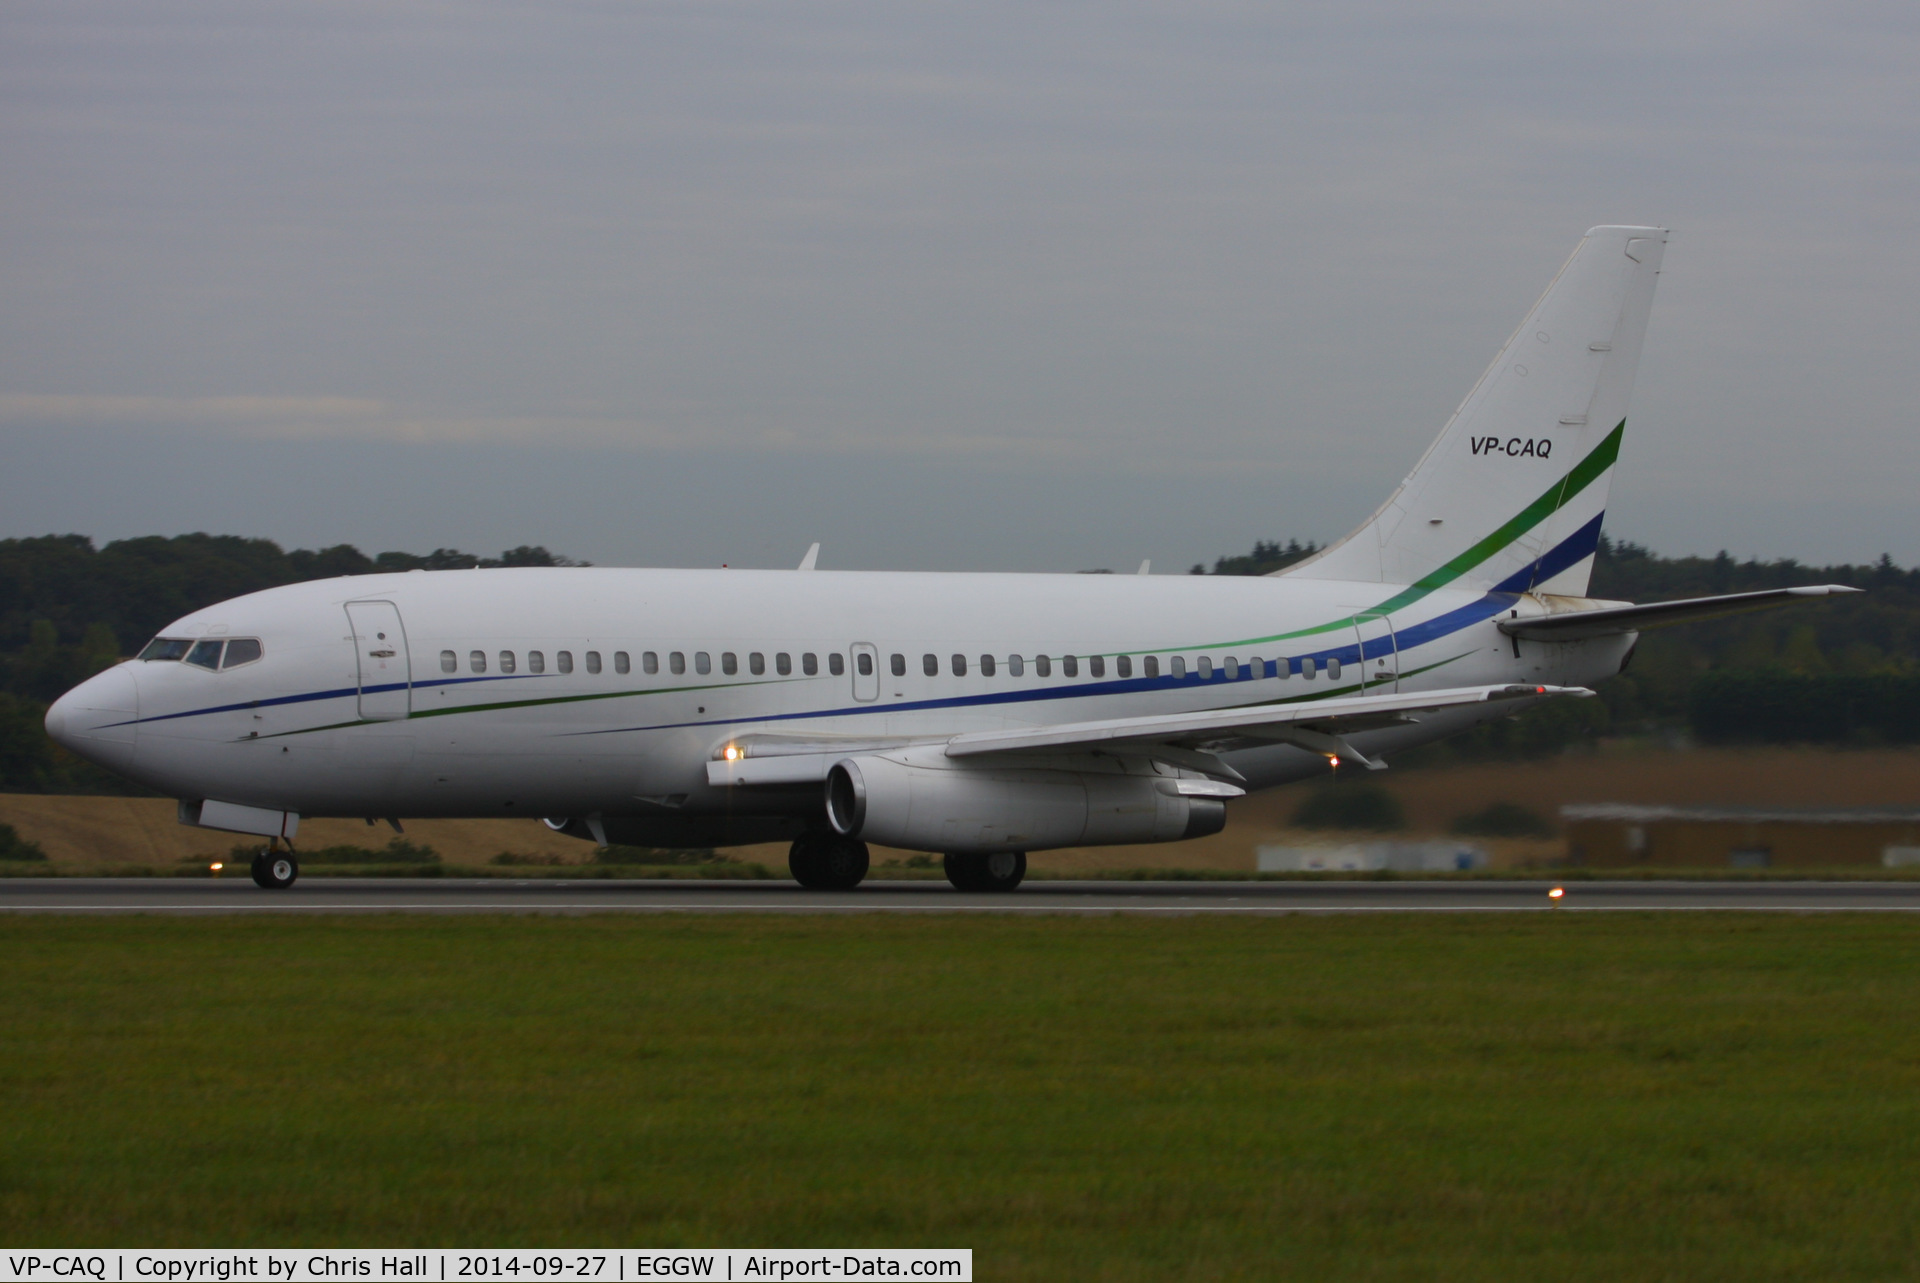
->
[250,846,299,890]
[944,851,1027,893]
[789,835,870,890]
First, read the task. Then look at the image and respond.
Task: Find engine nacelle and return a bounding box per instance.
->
[823,753,1228,854]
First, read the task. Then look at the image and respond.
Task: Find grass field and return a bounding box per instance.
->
[6,915,1920,1278]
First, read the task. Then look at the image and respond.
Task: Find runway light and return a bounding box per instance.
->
[210,862,223,874]
[1548,886,1564,902]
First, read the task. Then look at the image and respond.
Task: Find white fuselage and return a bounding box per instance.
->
[46,566,1629,848]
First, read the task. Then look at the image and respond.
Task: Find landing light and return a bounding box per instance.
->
[723,744,742,761]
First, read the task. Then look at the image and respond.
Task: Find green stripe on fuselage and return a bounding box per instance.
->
[1162,420,1624,652]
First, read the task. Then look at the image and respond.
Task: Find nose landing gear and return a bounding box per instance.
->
[250,845,299,889]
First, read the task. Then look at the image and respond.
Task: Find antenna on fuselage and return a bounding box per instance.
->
[798,543,821,571]
[1137,559,1151,575]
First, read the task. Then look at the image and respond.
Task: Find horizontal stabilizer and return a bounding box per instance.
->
[1499,585,1862,641]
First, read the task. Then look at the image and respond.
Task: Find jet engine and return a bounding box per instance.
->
[823,753,1233,854]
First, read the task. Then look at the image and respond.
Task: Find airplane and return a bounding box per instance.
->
[45,225,1860,892]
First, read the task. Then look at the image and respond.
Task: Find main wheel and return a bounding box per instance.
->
[250,850,299,890]
[788,838,823,887]
[815,837,869,890]
[944,850,1026,892]
[790,837,869,890]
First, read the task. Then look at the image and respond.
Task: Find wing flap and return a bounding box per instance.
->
[943,684,1588,759]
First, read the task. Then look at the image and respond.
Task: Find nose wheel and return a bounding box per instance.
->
[944,850,1026,892]
[250,850,299,889]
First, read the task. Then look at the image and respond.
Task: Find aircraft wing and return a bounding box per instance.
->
[941,683,1589,769]
[1499,585,1861,642]
[705,684,1588,785]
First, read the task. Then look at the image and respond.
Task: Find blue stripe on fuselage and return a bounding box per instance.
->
[100,672,545,729]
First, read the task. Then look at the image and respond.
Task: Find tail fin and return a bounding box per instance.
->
[1284,225,1666,597]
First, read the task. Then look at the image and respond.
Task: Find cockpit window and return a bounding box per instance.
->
[222,638,263,669]
[139,638,193,662]
[140,635,264,670]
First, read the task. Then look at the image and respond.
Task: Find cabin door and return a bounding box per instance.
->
[1354,611,1398,694]
[345,600,412,720]
[850,642,880,702]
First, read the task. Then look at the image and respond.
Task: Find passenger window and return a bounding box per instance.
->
[643,652,659,674]
[1062,655,1078,678]
[1224,657,1238,680]
[1329,658,1342,680]
[500,651,517,674]
[694,652,711,675]
[1279,658,1291,679]
[830,653,845,677]
[750,653,765,676]
[222,639,263,669]
[528,651,545,674]
[1117,655,1132,678]
[670,652,686,675]
[440,650,457,674]
[1035,655,1052,678]
[980,654,996,677]
[1303,657,1317,679]
[1144,656,1158,678]
[776,653,792,676]
[922,653,938,677]
[585,651,601,674]
[952,654,967,677]
[186,640,223,670]
[890,653,906,677]
[1248,656,1262,679]
[1198,656,1213,679]
[1089,655,1104,678]
[557,651,573,674]
[804,653,819,676]
[471,650,487,674]
[721,652,738,676]
[856,653,872,677]
[1171,656,1186,678]
[1009,654,1024,676]
[615,651,631,675]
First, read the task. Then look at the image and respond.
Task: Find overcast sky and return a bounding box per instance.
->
[4,1,1917,571]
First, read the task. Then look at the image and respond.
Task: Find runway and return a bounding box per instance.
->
[7,876,1920,913]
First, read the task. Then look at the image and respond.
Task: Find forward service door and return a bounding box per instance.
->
[345,600,412,720]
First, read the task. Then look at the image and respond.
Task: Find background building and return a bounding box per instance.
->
[1561,804,1920,869]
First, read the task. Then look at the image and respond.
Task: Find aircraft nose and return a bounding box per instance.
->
[43,692,70,744]
[46,664,140,759]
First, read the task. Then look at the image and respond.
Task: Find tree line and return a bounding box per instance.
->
[2,531,1916,793]
[0,534,580,792]
[1205,534,1920,759]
